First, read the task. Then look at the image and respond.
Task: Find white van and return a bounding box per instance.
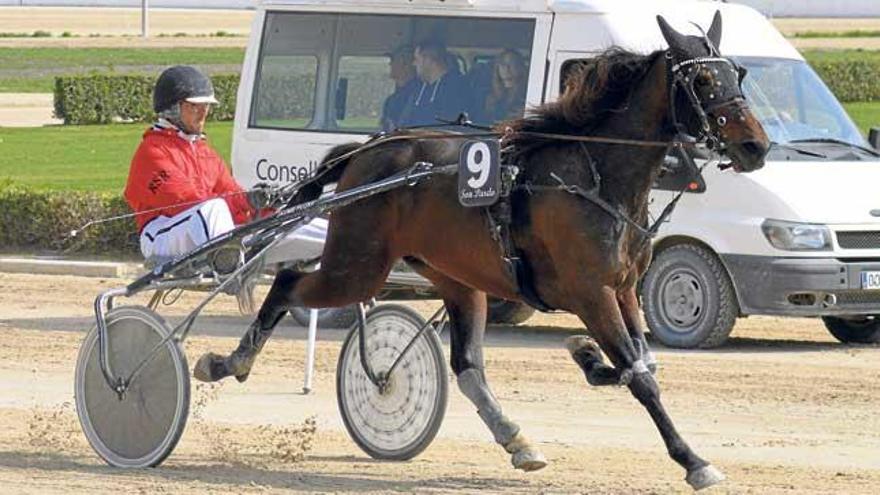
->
[231,0,880,346]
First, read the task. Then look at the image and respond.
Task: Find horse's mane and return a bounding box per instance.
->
[504,47,664,155]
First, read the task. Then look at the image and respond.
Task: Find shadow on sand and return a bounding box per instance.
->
[0,450,529,493]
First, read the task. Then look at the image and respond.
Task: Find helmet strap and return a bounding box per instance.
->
[158,102,185,130]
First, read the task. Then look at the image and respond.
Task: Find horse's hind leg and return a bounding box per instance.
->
[194,268,306,382]
[407,259,546,471]
[570,286,723,490]
[194,244,394,383]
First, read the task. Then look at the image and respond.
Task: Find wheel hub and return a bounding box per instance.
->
[662,272,704,329]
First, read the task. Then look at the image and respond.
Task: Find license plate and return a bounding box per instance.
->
[861,271,880,289]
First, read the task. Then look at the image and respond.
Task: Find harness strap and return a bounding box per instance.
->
[518,177,653,240]
[485,197,555,313]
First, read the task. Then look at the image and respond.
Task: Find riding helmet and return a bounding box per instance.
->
[153,65,219,113]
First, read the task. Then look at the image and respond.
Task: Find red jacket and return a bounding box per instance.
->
[124,127,254,232]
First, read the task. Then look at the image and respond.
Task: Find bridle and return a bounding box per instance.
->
[666,43,749,152]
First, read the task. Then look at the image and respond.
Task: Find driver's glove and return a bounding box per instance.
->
[246,183,276,211]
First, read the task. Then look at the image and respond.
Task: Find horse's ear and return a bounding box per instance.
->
[657,15,687,50]
[707,10,723,49]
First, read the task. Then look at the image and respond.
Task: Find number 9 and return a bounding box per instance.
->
[466,142,490,189]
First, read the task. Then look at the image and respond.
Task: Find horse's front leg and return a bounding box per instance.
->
[566,286,656,385]
[570,286,723,491]
[194,268,303,382]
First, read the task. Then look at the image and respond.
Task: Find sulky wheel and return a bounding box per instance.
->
[75,306,190,468]
[336,304,448,460]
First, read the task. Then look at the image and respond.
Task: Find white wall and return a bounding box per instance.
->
[731,0,880,18]
[0,0,256,8]
[1,0,879,16]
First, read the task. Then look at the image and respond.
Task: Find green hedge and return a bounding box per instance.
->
[54,73,239,125]
[810,60,880,102]
[0,181,138,255]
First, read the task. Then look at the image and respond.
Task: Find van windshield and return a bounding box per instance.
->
[251,12,536,133]
[736,56,866,149]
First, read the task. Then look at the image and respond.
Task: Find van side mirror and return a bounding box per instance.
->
[654,147,706,193]
[335,78,349,121]
[869,127,880,151]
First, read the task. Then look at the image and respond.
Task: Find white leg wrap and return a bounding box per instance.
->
[633,336,658,372]
[631,359,650,375]
[457,368,519,445]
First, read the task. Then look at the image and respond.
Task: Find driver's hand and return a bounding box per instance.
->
[246,183,276,210]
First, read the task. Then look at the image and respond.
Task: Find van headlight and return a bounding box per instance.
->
[761,219,831,251]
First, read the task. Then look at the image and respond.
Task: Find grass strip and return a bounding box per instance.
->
[0,122,233,192]
[793,30,880,39]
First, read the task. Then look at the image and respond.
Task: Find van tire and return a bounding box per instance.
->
[642,244,737,349]
[822,316,880,344]
[487,298,536,325]
[290,306,358,329]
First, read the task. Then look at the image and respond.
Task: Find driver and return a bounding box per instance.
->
[124,65,273,261]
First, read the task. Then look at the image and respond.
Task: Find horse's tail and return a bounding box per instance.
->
[289,142,362,205]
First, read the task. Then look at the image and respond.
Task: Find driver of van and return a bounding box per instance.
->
[124,65,273,261]
[399,40,470,128]
[380,45,420,131]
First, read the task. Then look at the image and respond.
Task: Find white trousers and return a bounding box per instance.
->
[139,198,235,260]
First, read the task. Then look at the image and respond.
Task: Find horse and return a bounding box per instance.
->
[194,12,769,490]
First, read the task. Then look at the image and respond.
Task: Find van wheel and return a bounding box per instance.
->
[290,306,358,329]
[822,316,880,344]
[487,298,536,325]
[642,244,737,349]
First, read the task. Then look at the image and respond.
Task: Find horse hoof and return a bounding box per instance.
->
[686,464,726,491]
[564,335,601,358]
[511,447,547,472]
[193,352,228,383]
[504,433,547,472]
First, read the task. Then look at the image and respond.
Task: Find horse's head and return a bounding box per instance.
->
[657,11,769,172]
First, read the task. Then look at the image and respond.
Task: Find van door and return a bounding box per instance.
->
[233,8,552,191]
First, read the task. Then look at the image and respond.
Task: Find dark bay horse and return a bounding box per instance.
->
[195,12,769,490]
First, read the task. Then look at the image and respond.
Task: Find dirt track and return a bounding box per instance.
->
[1,271,880,494]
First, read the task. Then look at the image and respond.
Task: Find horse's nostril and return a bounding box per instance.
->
[741,140,767,158]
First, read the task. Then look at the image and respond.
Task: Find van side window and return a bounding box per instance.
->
[250,12,536,133]
[337,56,394,131]
[250,12,326,129]
[252,55,317,129]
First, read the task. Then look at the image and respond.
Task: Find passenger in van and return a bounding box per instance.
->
[124,65,273,262]
[481,49,528,123]
[399,40,470,128]
[380,45,420,131]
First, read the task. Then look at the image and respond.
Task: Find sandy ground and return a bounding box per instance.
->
[1,271,880,493]
[789,38,880,50]
[0,7,253,37]
[0,93,60,127]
